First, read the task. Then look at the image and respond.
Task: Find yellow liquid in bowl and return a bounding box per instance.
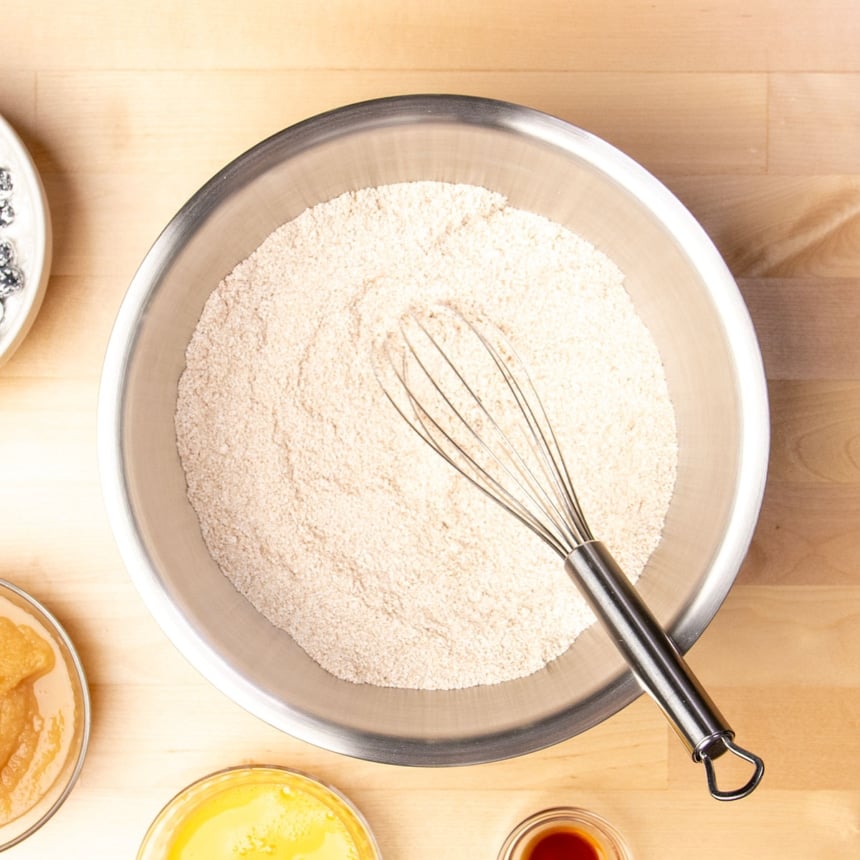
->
[140,767,379,860]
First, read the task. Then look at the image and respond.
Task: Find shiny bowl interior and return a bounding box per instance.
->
[98,95,768,765]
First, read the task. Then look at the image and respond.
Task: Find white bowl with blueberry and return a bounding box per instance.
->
[0,114,52,367]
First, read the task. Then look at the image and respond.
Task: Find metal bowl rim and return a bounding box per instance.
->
[97,94,769,765]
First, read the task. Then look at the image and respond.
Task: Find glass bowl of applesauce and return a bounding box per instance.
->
[0,579,90,851]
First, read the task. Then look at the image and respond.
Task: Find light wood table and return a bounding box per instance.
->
[2,2,858,857]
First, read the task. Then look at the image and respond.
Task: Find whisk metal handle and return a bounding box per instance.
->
[564,541,764,801]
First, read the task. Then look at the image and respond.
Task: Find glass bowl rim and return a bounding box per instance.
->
[136,763,382,859]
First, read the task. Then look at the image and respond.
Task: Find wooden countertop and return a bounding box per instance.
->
[2,2,858,857]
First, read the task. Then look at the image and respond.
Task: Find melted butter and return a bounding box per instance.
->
[166,779,365,860]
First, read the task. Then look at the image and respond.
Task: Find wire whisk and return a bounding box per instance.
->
[376,306,764,801]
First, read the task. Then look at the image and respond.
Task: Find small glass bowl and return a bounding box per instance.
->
[498,806,631,860]
[0,579,91,851]
[138,765,381,859]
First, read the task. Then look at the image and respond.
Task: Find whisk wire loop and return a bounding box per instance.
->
[378,319,570,556]
[468,322,594,548]
[381,312,590,556]
[415,317,582,552]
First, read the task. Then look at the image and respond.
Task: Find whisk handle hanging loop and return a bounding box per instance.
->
[564,541,764,801]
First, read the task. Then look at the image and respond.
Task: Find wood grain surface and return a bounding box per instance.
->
[1,2,858,858]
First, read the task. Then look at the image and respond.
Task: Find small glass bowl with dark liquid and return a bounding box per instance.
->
[498,807,631,860]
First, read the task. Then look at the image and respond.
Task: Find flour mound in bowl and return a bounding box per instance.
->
[174,182,678,690]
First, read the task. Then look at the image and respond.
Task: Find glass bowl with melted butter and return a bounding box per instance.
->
[0,579,90,850]
[138,765,381,860]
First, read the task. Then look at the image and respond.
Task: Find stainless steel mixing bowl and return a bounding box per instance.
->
[98,95,769,765]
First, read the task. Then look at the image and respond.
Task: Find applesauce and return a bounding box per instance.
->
[0,582,88,850]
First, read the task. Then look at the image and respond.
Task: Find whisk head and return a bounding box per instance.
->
[375,307,593,558]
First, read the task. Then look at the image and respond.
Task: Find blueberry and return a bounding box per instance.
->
[0,265,24,299]
[0,199,14,227]
[0,239,14,267]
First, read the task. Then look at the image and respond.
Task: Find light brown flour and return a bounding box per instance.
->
[175,182,677,690]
